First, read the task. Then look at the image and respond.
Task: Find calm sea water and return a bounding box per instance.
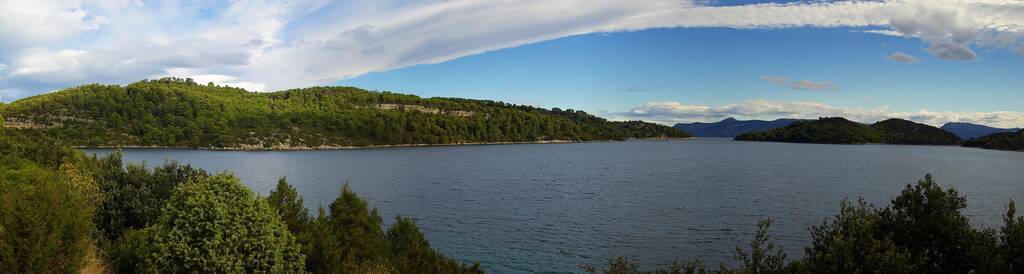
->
[84,139,1024,273]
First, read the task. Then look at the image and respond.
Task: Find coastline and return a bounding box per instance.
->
[74,137,698,151]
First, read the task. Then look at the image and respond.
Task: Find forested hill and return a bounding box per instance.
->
[0,78,689,149]
[734,117,962,145]
[963,129,1024,151]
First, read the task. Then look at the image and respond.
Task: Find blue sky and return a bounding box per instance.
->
[1,0,1022,127]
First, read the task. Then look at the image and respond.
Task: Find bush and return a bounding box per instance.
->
[94,153,208,240]
[125,174,305,273]
[0,160,94,273]
[802,198,917,273]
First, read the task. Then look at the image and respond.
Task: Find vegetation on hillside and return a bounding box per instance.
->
[963,129,1024,151]
[0,78,688,148]
[734,117,883,144]
[584,175,1024,274]
[735,117,963,145]
[0,129,480,273]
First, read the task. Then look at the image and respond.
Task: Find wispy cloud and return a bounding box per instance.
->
[761,76,838,92]
[612,100,1024,128]
[1,0,1023,99]
[887,52,919,63]
[759,75,788,85]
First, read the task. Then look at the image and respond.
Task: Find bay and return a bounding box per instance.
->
[84,139,1024,273]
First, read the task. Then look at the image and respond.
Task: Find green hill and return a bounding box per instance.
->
[735,117,961,145]
[734,117,883,144]
[0,78,688,149]
[962,129,1024,151]
[871,118,962,145]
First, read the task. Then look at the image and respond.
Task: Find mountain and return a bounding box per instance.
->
[940,122,1021,140]
[673,117,801,137]
[735,117,961,145]
[0,78,689,149]
[962,129,1024,151]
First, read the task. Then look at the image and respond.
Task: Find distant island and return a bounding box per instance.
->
[735,117,961,145]
[963,129,1024,151]
[673,117,801,138]
[0,78,689,149]
[941,122,1021,140]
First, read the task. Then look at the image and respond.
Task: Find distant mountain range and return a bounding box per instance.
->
[940,122,1021,140]
[673,118,801,138]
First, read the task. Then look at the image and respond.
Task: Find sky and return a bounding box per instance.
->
[0,0,1022,127]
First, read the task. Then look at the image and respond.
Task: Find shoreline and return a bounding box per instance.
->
[74,137,698,151]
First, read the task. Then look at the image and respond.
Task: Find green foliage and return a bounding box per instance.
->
[871,118,961,145]
[735,218,786,274]
[267,177,310,235]
[0,78,688,148]
[127,174,305,273]
[736,117,883,144]
[963,129,1024,151]
[387,216,484,274]
[878,174,1001,273]
[802,198,917,273]
[307,183,389,273]
[0,150,94,273]
[93,153,209,240]
[1002,200,1024,273]
[736,117,962,146]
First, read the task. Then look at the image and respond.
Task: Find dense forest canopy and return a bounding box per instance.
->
[735,117,963,146]
[0,78,688,148]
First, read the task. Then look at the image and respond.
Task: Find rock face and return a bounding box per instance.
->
[674,117,801,138]
[940,122,1021,140]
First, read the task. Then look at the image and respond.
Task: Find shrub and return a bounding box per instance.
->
[126,174,305,273]
[0,160,94,273]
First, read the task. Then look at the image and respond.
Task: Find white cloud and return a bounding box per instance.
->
[887,52,920,63]
[0,0,1023,97]
[613,100,1024,128]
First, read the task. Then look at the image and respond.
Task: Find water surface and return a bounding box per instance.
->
[85,139,1024,273]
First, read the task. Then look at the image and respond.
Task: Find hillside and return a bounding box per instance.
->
[734,117,881,144]
[872,118,962,145]
[962,129,1024,151]
[941,122,1021,140]
[0,78,689,149]
[674,117,801,137]
[734,117,960,145]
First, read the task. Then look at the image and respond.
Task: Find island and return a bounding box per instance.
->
[963,129,1024,151]
[0,78,689,149]
[734,117,961,145]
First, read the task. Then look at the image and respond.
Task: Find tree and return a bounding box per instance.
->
[1002,200,1024,273]
[802,198,917,273]
[266,177,310,235]
[878,174,1002,273]
[734,218,786,274]
[386,216,484,274]
[307,183,388,273]
[127,174,305,273]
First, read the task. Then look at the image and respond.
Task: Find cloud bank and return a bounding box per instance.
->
[613,100,1024,128]
[1,0,1023,99]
